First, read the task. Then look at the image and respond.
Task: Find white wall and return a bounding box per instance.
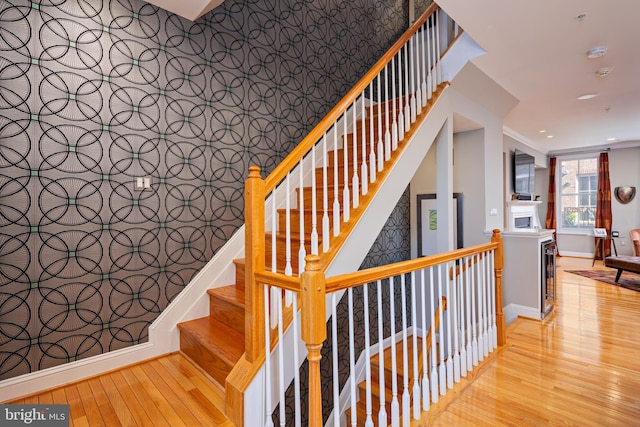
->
[608,147,640,255]
[454,129,487,246]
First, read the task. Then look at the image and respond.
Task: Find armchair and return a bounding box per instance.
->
[630,229,640,256]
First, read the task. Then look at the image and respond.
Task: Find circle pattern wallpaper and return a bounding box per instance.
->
[0,0,412,380]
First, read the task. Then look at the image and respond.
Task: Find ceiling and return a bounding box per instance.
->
[148,0,640,155]
[438,0,640,154]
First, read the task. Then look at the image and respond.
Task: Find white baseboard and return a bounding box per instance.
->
[504,303,541,324]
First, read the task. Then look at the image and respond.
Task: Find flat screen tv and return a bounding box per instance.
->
[513,149,535,195]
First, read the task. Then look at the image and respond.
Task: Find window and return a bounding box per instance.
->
[558,157,597,230]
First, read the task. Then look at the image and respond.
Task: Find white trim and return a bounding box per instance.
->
[503,303,541,324]
[557,251,593,259]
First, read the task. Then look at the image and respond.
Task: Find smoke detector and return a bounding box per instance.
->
[596,67,614,77]
[586,46,608,59]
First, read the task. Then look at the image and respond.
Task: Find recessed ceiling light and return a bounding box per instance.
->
[596,67,614,77]
[539,130,546,133]
[577,93,598,100]
[547,135,554,139]
[607,137,618,142]
[586,46,608,59]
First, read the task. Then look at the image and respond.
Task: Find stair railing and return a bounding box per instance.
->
[244,1,460,363]
[257,230,505,425]
[228,4,468,425]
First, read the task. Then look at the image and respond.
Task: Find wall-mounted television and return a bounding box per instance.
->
[512,149,535,196]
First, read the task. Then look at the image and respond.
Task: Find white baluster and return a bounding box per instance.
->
[437,265,446,396]
[436,9,442,84]
[322,134,330,253]
[348,288,357,426]
[410,271,421,420]
[419,268,430,411]
[285,174,292,277]
[465,256,473,372]
[352,101,359,209]
[477,255,484,363]
[331,293,340,427]
[363,284,374,427]
[310,146,318,255]
[342,112,350,222]
[452,260,461,383]
[410,36,417,124]
[397,50,405,142]
[384,63,391,161]
[420,25,427,107]
[361,91,368,195]
[426,15,432,100]
[429,267,439,404]
[332,128,340,236]
[403,44,410,133]
[263,285,274,427]
[271,187,278,328]
[376,74,384,172]
[415,32,423,116]
[391,56,400,148]
[368,81,376,184]
[483,252,490,357]
[431,14,437,95]
[377,279,388,425]
[458,258,467,378]
[292,293,301,427]
[471,255,479,366]
[390,277,400,427]
[445,263,454,390]
[401,275,410,427]
[298,162,306,275]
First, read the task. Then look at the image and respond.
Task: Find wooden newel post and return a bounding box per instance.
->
[491,229,506,346]
[300,255,326,427]
[245,166,266,363]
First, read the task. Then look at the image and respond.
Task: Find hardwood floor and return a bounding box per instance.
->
[5,353,233,426]
[422,256,640,426]
[6,257,640,426]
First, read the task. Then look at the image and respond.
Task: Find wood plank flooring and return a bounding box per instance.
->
[420,256,640,426]
[6,256,640,426]
[6,353,233,426]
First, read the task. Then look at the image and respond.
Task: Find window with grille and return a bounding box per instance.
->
[558,157,597,230]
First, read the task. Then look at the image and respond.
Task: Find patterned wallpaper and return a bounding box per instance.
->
[0,0,412,380]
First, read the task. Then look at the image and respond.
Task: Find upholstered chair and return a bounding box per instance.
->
[630,229,640,256]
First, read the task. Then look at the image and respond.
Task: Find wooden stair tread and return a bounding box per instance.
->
[178,317,244,366]
[207,284,244,308]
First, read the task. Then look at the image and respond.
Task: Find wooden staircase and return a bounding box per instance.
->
[175,77,447,423]
[176,102,392,387]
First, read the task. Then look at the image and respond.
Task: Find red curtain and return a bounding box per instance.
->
[595,152,612,259]
[545,157,560,256]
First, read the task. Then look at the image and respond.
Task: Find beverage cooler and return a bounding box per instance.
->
[541,238,556,317]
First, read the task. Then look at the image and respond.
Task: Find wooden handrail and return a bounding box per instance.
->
[263,3,439,193]
[325,241,499,293]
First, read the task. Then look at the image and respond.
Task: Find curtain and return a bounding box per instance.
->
[545,157,560,256]
[595,152,612,259]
